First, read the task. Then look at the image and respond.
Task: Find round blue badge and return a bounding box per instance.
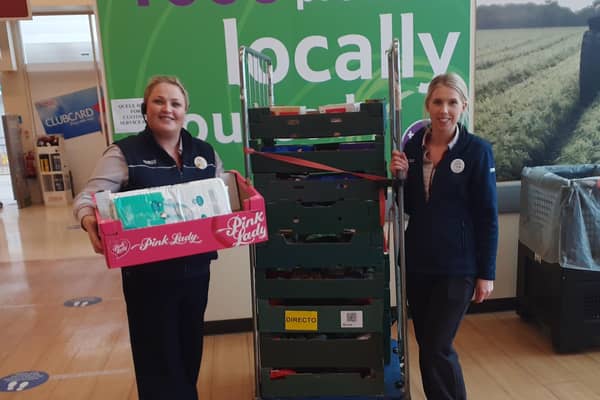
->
[64,296,102,308]
[0,371,49,392]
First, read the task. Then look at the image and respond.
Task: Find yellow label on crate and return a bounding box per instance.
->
[284,310,318,331]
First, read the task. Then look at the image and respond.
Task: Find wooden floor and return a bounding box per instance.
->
[1,203,600,399]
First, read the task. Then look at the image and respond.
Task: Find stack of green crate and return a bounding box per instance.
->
[249,102,391,398]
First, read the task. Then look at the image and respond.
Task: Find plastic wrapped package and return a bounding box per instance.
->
[110,177,232,230]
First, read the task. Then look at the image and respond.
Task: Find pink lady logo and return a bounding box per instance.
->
[136,232,203,251]
[215,212,267,247]
[111,240,131,259]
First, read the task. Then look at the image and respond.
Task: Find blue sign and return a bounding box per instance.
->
[64,296,102,307]
[35,87,102,139]
[0,371,49,392]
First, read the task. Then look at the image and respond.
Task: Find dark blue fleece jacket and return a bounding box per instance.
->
[115,127,218,275]
[403,124,498,280]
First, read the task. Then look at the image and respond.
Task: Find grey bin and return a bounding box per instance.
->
[519,164,600,271]
[517,164,600,353]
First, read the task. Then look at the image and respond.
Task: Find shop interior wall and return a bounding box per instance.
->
[495,214,518,300]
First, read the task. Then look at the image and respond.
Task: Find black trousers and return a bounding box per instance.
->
[121,264,211,400]
[407,274,475,400]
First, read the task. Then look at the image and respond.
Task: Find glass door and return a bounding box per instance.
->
[0,84,14,205]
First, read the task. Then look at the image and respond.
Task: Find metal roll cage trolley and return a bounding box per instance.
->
[239,39,410,400]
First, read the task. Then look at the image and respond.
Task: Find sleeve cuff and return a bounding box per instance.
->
[477,271,496,281]
[77,207,96,230]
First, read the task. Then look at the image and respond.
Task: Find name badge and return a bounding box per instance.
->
[450,159,465,174]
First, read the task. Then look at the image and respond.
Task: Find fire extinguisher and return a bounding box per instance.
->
[24,151,36,178]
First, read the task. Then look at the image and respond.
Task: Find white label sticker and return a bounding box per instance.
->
[341,310,363,328]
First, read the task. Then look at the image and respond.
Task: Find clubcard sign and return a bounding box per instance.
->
[35,87,102,139]
[96,0,473,171]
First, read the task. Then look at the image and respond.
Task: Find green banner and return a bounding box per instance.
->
[96,0,473,172]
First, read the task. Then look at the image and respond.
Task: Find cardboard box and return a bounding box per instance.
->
[96,170,267,268]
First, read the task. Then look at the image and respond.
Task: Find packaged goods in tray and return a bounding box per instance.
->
[318,103,361,114]
[101,178,231,230]
[269,105,307,116]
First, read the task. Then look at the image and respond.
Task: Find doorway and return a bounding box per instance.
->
[0,13,103,208]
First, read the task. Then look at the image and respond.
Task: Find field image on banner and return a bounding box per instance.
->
[475,1,600,180]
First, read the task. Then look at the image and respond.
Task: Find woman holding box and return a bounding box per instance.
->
[73,75,223,400]
[390,73,498,400]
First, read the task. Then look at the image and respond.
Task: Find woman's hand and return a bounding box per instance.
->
[473,279,494,303]
[390,150,409,177]
[81,214,104,254]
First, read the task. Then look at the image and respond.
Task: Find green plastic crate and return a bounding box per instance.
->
[250,143,385,175]
[253,173,383,203]
[248,102,385,139]
[255,232,385,269]
[259,368,384,397]
[255,267,386,299]
[264,199,381,235]
[259,333,384,368]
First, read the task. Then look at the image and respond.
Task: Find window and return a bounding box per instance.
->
[20,15,93,65]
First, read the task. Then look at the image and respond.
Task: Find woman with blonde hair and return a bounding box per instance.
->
[390,73,498,399]
[74,75,223,400]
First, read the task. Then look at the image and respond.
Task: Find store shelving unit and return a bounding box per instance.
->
[36,135,72,206]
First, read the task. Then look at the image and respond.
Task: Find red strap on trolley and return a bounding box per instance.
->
[244,147,390,251]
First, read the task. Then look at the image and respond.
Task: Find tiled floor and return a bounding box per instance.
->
[1,178,600,400]
[0,201,94,263]
[0,199,258,400]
